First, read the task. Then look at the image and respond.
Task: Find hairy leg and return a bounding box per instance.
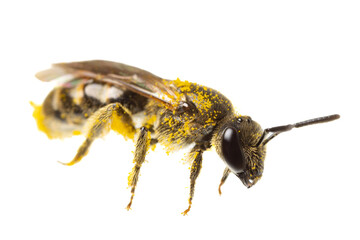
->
[182,146,204,215]
[126,126,152,210]
[60,103,135,166]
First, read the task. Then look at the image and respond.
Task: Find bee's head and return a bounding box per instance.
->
[213,113,340,188]
[213,115,266,188]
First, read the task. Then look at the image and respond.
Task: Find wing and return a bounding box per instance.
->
[35,60,179,108]
[35,60,183,109]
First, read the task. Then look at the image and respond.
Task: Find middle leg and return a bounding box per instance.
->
[182,146,204,215]
[126,126,152,210]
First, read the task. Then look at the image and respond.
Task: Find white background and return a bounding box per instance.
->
[0,0,359,239]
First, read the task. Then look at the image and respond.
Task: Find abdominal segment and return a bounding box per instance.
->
[32,79,148,139]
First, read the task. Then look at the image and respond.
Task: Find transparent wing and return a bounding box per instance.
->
[36,60,183,109]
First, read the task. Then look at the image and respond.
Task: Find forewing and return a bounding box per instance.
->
[36,60,182,109]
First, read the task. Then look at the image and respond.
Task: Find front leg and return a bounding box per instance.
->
[182,146,204,216]
[218,167,231,195]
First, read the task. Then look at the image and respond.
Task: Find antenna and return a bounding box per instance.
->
[257,114,340,146]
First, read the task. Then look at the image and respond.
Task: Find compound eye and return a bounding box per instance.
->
[221,127,246,173]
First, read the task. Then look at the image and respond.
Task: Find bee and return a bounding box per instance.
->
[32,60,340,215]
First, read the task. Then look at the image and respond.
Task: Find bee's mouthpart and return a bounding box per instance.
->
[235,172,252,188]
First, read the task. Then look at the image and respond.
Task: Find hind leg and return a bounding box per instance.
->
[60,103,135,166]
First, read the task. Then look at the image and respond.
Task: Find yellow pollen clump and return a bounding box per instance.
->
[72,130,82,135]
[30,101,53,139]
[110,113,135,140]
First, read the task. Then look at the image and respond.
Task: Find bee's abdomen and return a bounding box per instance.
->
[38,79,148,138]
[42,80,100,124]
[81,81,149,114]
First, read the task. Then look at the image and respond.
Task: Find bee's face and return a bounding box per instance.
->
[213,116,266,188]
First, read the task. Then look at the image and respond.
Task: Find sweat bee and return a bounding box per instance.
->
[32,60,340,215]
